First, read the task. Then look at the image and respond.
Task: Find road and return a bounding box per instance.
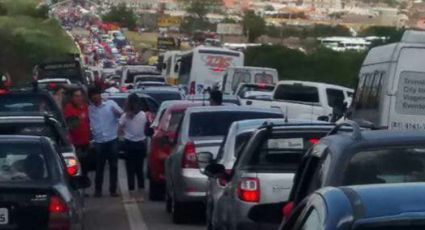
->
[84,160,204,230]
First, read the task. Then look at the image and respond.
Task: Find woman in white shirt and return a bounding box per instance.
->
[118,93,147,202]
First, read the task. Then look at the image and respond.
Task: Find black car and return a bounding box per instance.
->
[0,136,90,229]
[0,89,67,128]
[282,183,425,230]
[105,92,159,114]
[131,87,184,106]
[0,113,80,176]
[286,121,425,217]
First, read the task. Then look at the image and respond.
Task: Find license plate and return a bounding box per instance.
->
[0,208,8,225]
[268,138,304,149]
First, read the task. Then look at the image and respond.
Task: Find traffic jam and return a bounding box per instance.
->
[2,2,425,230]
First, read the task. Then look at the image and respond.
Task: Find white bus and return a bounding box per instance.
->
[350,30,425,130]
[177,46,244,94]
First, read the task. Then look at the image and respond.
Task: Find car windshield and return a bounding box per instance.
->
[0,94,62,122]
[0,143,49,183]
[343,147,425,185]
[274,84,320,103]
[246,132,325,171]
[189,111,282,137]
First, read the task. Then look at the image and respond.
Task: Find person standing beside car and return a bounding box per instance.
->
[88,87,123,197]
[63,88,90,177]
[118,93,147,202]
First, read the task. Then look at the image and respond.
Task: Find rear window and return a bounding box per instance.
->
[125,70,160,84]
[344,147,425,185]
[0,95,62,122]
[0,123,64,147]
[254,73,274,84]
[274,84,319,103]
[237,85,274,99]
[134,76,165,83]
[246,133,323,171]
[145,92,182,105]
[189,112,282,137]
[0,143,49,182]
[216,131,253,161]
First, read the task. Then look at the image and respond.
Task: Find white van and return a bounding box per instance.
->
[221,66,279,95]
[177,46,244,94]
[162,51,181,85]
[350,30,425,130]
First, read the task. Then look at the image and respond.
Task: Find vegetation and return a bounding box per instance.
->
[266,24,352,39]
[178,0,221,33]
[245,45,366,87]
[0,0,77,84]
[243,10,266,42]
[102,3,138,29]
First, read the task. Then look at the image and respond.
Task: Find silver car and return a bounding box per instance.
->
[205,122,337,230]
[206,118,287,230]
[164,106,283,223]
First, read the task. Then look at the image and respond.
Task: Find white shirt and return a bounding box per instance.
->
[119,111,147,142]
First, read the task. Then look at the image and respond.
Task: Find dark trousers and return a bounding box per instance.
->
[124,140,146,191]
[94,140,118,194]
[75,144,89,177]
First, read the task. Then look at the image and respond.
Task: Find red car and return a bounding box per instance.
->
[148,101,203,200]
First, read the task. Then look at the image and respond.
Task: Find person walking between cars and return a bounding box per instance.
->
[209,89,223,106]
[118,93,147,203]
[88,87,123,197]
[63,89,91,177]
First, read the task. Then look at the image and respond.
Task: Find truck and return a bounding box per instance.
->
[243,80,354,121]
[221,66,278,95]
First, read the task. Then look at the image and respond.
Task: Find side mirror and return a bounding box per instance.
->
[197,152,213,165]
[246,100,253,106]
[70,175,91,189]
[204,163,225,178]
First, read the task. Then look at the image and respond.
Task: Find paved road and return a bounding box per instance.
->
[84,160,204,230]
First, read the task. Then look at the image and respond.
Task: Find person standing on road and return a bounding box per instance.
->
[118,93,147,202]
[209,89,223,106]
[63,88,91,177]
[88,87,123,197]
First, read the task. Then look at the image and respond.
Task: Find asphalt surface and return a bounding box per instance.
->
[84,160,204,230]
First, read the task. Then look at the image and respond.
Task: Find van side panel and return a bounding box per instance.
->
[389,47,425,130]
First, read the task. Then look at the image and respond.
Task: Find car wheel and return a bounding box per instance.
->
[171,193,186,224]
[149,179,165,201]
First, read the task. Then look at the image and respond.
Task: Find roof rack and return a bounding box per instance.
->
[327,120,362,140]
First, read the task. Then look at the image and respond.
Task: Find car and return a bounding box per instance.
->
[0,136,90,229]
[185,94,241,105]
[148,101,205,201]
[286,121,425,218]
[164,106,283,223]
[0,88,67,129]
[205,118,287,230]
[281,183,425,230]
[0,113,81,176]
[132,87,184,106]
[120,65,160,90]
[204,121,339,230]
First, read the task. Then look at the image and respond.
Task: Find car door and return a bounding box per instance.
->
[283,195,326,230]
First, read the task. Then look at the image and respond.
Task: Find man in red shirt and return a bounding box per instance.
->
[63,88,91,176]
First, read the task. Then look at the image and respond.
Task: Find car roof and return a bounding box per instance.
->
[321,183,425,220]
[231,118,326,134]
[0,135,47,143]
[276,80,354,92]
[185,105,282,114]
[167,101,205,111]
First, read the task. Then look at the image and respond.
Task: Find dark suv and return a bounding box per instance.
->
[285,121,425,218]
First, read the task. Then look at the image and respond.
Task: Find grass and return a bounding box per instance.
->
[124,31,158,51]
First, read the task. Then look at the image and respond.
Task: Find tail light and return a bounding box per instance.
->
[48,196,70,230]
[308,138,319,145]
[64,156,79,176]
[189,81,196,95]
[282,202,294,218]
[237,177,260,203]
[120,86,128,92]
[181,141,198,169]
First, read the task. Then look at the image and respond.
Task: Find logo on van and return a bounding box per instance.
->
[202,55,233,72]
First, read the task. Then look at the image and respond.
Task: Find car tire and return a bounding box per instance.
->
[171,194,186,224]
[149,179,164,201]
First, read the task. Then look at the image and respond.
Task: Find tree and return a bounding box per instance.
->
[264,5,275,11]
[102,3,138,29]
[178,0,221,32]
[243,11,266,42]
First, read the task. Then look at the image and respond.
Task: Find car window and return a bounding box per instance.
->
[0,123,64,147]
[232,71,251,92]
[299,208,323,230]
[274,84,320,103]
[254,73,274,84]
[0,94,61,121]
[234,132,253,158]
[237,85,274,98]
[0,143,49,182]
[189,112,282,137]
[145,98,158,113]
[326,88,345,108]
[167,111,184,132]
[343,147,425,185]
[246,133,323,171]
